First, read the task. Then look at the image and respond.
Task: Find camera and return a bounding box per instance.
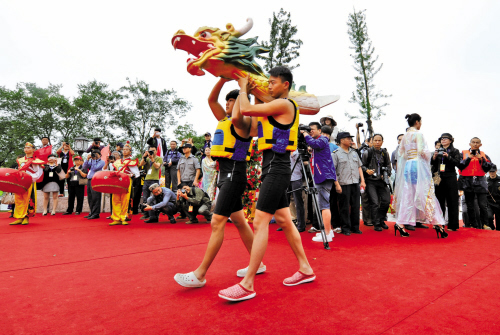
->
[148,150,154,156]
[357,123,364,127]
[181,189,187,194]
[296,125,312,160]
[471,149,477,155]
[91,152,97,159]
[436,147,445,158]
[139,203,148,211]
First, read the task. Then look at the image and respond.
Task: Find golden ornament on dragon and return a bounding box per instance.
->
[172,18,339,115]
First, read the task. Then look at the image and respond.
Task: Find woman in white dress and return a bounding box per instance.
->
[201,147,218,202]
[394,114,448,238]
[41,154,63,215]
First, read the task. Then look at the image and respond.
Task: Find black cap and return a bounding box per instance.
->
[155,128,161,132]
[490,164,497,172]
[93,137,101,142]
[439,133,454,143]
[337,132,354,141]
[182,143,192,149]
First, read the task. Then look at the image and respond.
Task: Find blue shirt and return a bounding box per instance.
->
[82,159,105,179]
[329,142,339,153]
[305,135,337,184]
[151,187,176,210]
[164,149,182,165]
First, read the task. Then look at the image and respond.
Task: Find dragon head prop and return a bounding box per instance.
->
[172,18,268,78]
[171,18,339,115]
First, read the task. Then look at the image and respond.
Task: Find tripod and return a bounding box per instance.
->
[289,149,330,250]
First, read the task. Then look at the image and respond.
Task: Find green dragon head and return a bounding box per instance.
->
[171,18,269,78]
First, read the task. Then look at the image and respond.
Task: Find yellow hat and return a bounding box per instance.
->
[25,142,35,149]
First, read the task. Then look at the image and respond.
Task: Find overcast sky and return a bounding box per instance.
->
[1,0,499,162]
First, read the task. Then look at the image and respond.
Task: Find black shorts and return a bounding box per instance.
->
[256,173,291,215]
[213,181,247,217]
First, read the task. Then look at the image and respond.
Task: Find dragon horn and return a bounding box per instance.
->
[233,18,253,38]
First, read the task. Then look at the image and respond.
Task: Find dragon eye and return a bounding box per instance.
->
[200,31,212,39]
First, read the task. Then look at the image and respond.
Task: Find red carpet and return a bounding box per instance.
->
[1,212,499,335]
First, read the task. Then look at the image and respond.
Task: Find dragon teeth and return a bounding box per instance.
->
[192,40,196,45]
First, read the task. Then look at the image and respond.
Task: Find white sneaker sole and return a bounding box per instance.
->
[218,292,256,301]
[173,273,206,288]
[236,265,266,278]
[283,275,316,287]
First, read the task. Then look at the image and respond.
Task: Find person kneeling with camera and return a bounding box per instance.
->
[361,134,392,231]
[143,183,177,224]
[176,184,212,224]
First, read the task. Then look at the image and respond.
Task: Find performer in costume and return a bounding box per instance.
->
[394,114,448,238]
[11,143,45,225]
[109,142,139,226]
[218,67,314,302]
[174,78,265,289]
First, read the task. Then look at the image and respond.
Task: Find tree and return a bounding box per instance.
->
[111,78,191,154]
[0,117,35,167]
[257,8,303,72]
[173,123,205,151]
[346,9,391,137]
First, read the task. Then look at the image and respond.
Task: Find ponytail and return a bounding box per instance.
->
[405,113,421,127]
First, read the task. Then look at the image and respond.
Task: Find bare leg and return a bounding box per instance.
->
[322,209,331,235]
[274,207,313,274]
[52,193,58,214]
[43,192,49,214]
[239,209,273,291]
[193,214,227,281]
[230,210,255,252]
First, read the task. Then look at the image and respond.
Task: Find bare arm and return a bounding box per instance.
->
[208,78,231,121]
[231,95,253,133]
[359,167,366,188]
[356,125,362,148]
[177,169,181,186]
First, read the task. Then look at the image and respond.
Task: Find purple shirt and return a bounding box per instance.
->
[305,135,337,184]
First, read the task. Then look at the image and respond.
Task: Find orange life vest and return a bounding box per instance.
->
[459,150,488,177]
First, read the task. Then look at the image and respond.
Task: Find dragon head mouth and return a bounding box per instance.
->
[171,31,217,76]
[171,18,268,78]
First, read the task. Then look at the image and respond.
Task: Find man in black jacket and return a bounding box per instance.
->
[458,137,494,229]
[147,128,168,159]
[487,165,500,230]
[361,134,392,232]
[431,133,461,231]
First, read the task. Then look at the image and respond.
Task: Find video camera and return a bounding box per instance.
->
[436,147,445,159]
[297,125,311,160]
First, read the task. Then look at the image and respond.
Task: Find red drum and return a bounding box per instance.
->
[0,168,32,194]
[91,171,131,194]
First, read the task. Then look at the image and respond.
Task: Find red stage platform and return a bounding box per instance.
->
[0,213,499,334]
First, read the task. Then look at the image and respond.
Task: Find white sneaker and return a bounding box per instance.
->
[174,272,206,288]
[312,231,333,242]
[236,265,267,278]
[315,230,334,238]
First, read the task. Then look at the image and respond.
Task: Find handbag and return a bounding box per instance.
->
[1,193,15,205]
[79,177,88,186]
[57,169,67,180]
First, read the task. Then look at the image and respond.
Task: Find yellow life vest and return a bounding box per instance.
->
[211,117,252,162]
[257,99,299,153]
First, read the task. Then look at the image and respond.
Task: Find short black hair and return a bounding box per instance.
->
[321,125,332,136]
[48,154,57,158]
[91,149,101,155]
[397,134,404,140]
[226,89,239,101]
[309,122,322,131]
[170,140,177,144]
[435,140,441,146]
[269,66,293,91]
[405,113,421,127]
[470,137,481,142]
[93,137,101,142]
[149,146,157,151]
[373,133,384,141]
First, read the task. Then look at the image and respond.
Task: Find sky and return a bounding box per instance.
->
[1,0,499,162]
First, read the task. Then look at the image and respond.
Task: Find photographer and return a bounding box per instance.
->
[177,143,201,188]
[302,122,341,242]
[361,134,392,232]
[431,133,461,231]
[356,125,373,226]
[176,185,212,224]
[138,146,163,220]
[63,156,87,215]
[85,137,105,153]
[83,150,105,219]
[458,137,494,229]
[487,165,500,230]
[163,140,182,191]
[178,138,198,156]
[56,141,75,197]
[143,183,177,224]
[147,128,167,159]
